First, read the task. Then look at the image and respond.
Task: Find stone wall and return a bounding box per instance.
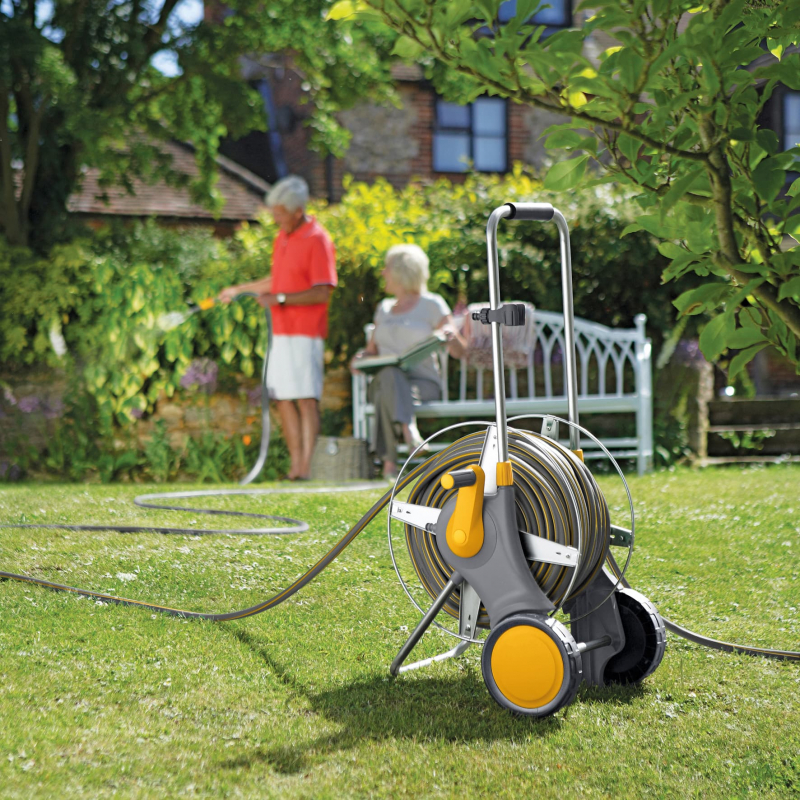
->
[340,89,420,177]
[0,367,353,459]
[522,106,571,168]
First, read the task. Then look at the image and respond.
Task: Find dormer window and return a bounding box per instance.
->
[784,91,800,154]
[498,0,571,28]
[433,98,508,173]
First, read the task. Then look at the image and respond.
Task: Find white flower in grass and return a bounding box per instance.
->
[116,572,137,582]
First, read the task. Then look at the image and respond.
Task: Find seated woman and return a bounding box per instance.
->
[351,244,466,479]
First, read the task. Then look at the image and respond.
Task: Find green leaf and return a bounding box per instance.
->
[729,127,754,142]
[658,242,689,260]
[392,37,425,60]
[617,134,641,165]
[699,312,736,361]
[474,0,497,23]
[727,325,766,350]
[620,222,642,237]
[545,129,586,150]
[728,343,769,380]
[767,39,784,61]
[756,129,780,156]
[752,157,786,204]
[674,283,730,316]
[326,1,361,20]
[617,48,645,92]
[440,3,474,28]
[661,169,703,211]
[787,177,800,197]
[778,276,800,301]
[543,155,590,191]
[729,278,765,307]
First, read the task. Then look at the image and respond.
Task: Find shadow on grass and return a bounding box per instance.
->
[225,627,646,774]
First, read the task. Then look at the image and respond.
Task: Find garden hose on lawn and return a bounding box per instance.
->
[1,203,798,719]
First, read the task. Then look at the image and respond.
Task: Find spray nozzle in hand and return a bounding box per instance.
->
[156,298,216,332]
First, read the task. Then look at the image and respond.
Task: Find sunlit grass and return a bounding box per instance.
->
[1,465,798,798]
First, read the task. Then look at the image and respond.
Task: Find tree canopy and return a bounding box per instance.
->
[330,0,800,375]
[0,0,397,249]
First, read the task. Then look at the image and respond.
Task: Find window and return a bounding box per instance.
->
[498,0,571,28]
[784,91,800,153]
[433,98,508,173]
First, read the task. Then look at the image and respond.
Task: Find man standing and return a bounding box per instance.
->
[219,175,337,480]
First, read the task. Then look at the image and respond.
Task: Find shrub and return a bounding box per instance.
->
[0,221,268,426]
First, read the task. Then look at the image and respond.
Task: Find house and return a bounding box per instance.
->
[68,139,271,236]
[220,1,575,202]
[219,3,800,208]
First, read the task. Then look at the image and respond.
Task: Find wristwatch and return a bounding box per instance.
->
[276,293,287,306]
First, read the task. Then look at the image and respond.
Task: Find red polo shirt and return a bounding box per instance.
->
[270,217,337,338]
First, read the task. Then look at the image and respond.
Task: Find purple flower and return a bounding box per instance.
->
[130,407,144,419]
[180,358,218,393]
[18,395,41,414]
[3,387,16,406]
[0,461,21,480]
[42,398,65,420]
[673,339,707,367]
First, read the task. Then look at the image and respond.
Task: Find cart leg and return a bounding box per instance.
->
[390,573,467,676]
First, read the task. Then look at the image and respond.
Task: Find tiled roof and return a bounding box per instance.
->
[67,140,271,222]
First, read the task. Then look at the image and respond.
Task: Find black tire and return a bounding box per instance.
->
[482,614,582,718]
[603,588,666,685]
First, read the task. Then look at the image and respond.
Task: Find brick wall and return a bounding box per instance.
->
[267,64,328,197]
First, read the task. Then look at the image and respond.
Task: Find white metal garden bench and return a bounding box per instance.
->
[351,310,653,475]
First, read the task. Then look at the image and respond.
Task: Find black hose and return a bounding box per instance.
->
[0,469,421,620]
[1,437,798,661]
[605,553,800,662]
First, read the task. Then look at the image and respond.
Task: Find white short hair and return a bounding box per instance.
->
[385,244,430,293]
[266,175,309,212]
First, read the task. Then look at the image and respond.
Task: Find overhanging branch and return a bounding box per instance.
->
[143,0,183,54]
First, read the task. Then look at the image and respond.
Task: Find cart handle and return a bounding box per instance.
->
[486,202,579,461]
[504,202,555,221]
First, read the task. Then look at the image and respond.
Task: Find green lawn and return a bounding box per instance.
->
[1,465,798,799]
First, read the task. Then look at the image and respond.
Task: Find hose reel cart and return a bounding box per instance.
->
[386,202,666,718]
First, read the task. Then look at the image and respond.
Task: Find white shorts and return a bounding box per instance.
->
[266,335,325,400]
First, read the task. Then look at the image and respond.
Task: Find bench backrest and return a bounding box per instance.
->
[356,309,653,472]
[446,310,649,404]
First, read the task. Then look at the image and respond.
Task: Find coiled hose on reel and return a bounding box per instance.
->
[403,429,610,627]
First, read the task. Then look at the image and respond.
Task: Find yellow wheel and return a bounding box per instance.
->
[482,614,582,717]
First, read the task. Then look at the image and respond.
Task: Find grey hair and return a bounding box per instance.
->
[385,244,430,293]
[265,175,309,212]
